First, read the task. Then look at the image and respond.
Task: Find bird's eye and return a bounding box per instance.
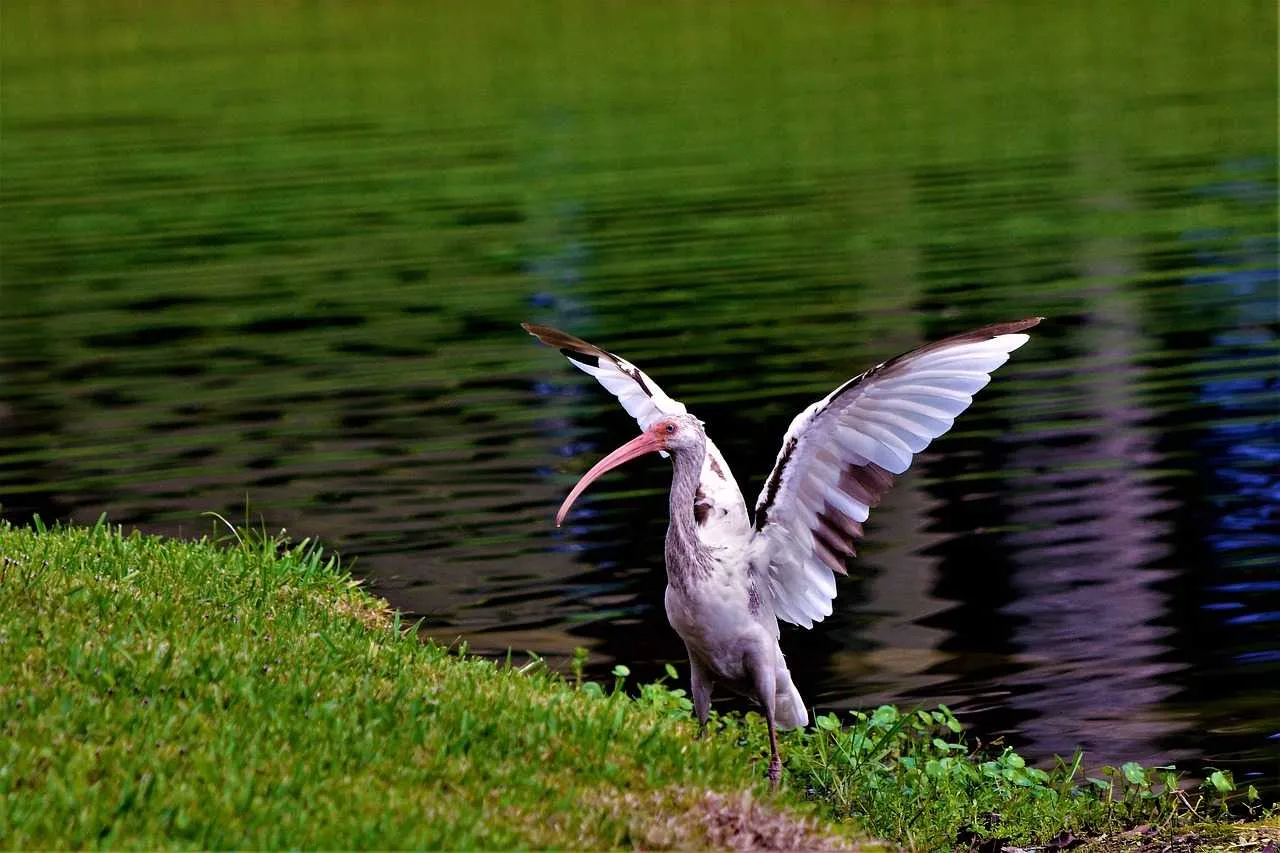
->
[665,423,676,434]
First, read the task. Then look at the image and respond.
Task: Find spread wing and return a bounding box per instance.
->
[523,323,750,538]
[751,318,1041,628]
[522,324,686,429]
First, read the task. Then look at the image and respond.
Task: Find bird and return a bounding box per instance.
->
[523,318,1041,787]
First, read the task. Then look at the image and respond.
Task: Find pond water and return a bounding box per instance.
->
[2,1,1277,796]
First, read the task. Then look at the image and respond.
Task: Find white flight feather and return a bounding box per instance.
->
[752,329,1035,628]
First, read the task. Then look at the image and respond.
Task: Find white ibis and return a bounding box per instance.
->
[524,318,1040,787]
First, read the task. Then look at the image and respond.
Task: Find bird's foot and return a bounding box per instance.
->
[767,754,781,791]
[696,721,708,740]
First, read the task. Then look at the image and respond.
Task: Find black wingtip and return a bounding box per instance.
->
[522,322,555,344]
[521,323,603,355]
[562,349,597,368]
[985,317,1042,336]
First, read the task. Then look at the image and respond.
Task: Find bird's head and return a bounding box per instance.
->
[650,412,705,454]
[555,413,704,527]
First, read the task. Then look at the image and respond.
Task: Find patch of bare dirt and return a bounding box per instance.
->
[594,787,877,851]
[1016,822,1280,853]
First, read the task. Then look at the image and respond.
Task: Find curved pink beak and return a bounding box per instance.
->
[555,430,664,526]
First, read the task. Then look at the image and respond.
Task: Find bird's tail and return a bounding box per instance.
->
[773,660,808,729]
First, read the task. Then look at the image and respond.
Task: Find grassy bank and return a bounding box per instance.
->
[0,519,1272,850]
[0,518,854,849]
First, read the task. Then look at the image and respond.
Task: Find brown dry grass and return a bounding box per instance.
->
[588,786,884,851]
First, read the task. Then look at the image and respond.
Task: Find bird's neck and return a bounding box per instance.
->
[664,442,713,591]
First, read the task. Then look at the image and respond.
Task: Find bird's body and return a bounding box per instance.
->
[655,421,808,737]
[525,318,1040,785]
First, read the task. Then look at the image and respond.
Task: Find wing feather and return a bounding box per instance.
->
[524,324,688,429]
[751,318,1041,628]
[524,323,751,542]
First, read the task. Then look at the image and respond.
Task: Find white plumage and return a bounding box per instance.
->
[562,346,686,429]
[524,318,1040,785]
[752,328,1034,627]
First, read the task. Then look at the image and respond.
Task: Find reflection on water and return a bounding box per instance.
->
[1,0,1277,797]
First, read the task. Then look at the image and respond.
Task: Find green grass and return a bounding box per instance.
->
[0,519,1268,850]
[0,518,849,850]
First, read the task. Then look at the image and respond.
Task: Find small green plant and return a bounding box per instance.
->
[635,663,696,719]
[780,703,1250,849]
[567,667,1261,850]
[569,646,589,686]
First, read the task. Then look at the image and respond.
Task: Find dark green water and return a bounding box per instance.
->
[2,1,1277,794]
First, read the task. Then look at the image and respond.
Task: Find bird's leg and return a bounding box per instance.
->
[746,648,782,790]
[686,651,713,739]
[764,714,781,789]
